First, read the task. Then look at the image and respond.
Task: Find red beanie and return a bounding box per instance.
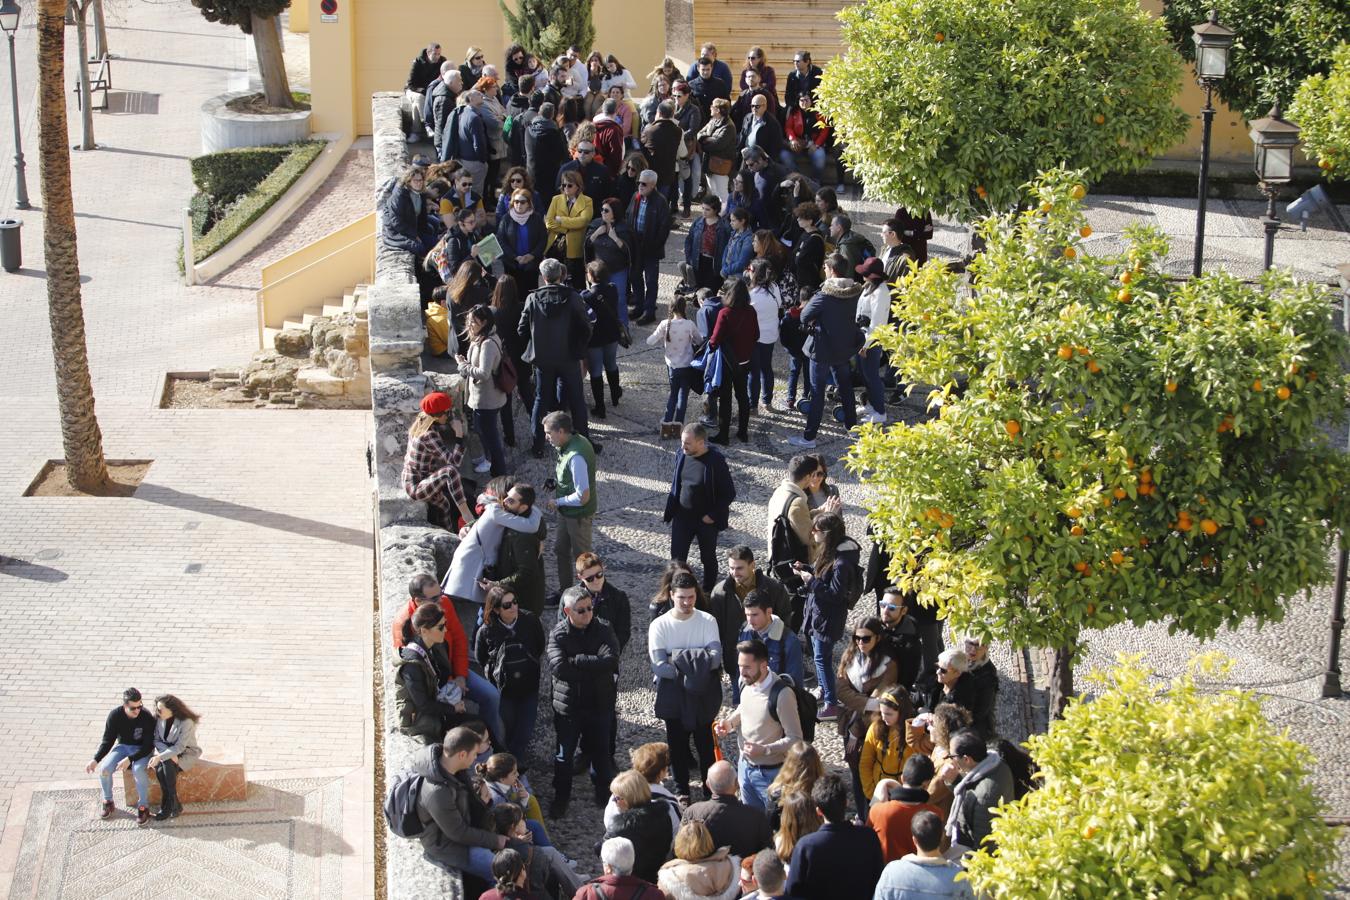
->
[420,392,453,416]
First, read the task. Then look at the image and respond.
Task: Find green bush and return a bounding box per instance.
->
[188,190,213,238]
[1290,43,1350,179]
[190,145,293,205]
[193,140,325,263]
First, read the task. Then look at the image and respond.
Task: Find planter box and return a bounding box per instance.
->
[201,90,311,154]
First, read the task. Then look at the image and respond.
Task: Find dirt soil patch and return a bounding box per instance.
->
[162,376,296,409]
[24,460,152,497]
[224,92,312,115]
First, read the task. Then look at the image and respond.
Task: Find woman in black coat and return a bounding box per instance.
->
[601,770,674,884]
[474,584,545,763]
[584,198,634,327]
[496,189,548,296]
[790,201,826,297]
[581,260,624,420]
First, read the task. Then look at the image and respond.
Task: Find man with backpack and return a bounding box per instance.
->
[714,639,803,810]
[766,454,821,626]
[395,726,507,883]
[736,593,807,710]
[788,254,864,450]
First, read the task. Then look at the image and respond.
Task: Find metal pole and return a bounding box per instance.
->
[1260,184,1278,271]
[1325,533,1346,698]
[1192,81,1215,278]
[6,30,29,210]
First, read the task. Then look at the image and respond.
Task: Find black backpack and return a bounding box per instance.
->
[998,739,1041,800]
[769,509,808,584]
[383,771,427,838]
[489,636,541,699]
[767,673,817,743]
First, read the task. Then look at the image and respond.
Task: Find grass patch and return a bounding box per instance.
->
[192,139,326,263]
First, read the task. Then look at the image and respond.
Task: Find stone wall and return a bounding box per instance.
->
[368,90,465,900]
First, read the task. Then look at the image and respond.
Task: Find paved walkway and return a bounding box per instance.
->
[0,3,372,897]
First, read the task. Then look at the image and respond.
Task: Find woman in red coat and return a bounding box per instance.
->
[707,277,759,444]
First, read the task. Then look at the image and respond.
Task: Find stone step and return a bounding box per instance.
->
[300,305,325,326]
[322,301,347,318]
[296,366,352,396]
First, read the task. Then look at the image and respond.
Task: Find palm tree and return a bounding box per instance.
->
[39,0,108,489]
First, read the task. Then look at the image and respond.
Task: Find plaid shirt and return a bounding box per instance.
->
[401,427,467,509]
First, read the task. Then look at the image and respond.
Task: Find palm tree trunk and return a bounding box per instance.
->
[250,12,293,109]
[39,0,108,490]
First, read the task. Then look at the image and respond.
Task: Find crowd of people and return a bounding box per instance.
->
[383,35,1010,900]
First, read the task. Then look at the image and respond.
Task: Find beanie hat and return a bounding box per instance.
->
[420,392,453,416]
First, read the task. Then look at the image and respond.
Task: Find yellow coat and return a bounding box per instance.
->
[860,719,908,802]
[545,193,593,260]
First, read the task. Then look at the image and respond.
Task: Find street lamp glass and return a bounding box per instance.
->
[1249,103,1302,184]
[1191,11,1234,80]
[0,1,19,34]
[1196,45,1227,79]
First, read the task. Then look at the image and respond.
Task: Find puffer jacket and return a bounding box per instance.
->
[801,277,863,365]
[657,848,741,900]
[517,283,592,367]
[605,802,675,884]
[524,116,568,202]
[803,537,863,642]
[547,616,620,716]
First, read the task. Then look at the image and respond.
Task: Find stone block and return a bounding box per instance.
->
[122,750,246,806]
[274,329,311,356]
[296,367,348,396]
[379,483,426,528]
[209,367,241,382]
[344,333,369,356]
[325,348,360,379]
[372,372,427,415]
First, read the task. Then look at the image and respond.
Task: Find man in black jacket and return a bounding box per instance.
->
[405,42,444,142]
[87,687,157,825]
[640,100,684,203]
[556,140,613,219]
[784,774,884,899]
[686,57,730,123]
[738,94,785,162]
[519,258,593,455]
[708,545,791,684]
[663,423,737,593]
[681,760,773,859]
[790,254,863,449]
[429,63,464,158]
[878,586,923,692]
[784,51,823,111]
[524,102,568,206]
[410,726,507,882]
[547,588,621,817]
[740,148,788,233]
[624,171,672,325]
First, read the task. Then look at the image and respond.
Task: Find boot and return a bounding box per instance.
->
[589,376,607,419]
[606,369,623,407]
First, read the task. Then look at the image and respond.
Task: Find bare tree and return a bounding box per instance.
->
[67,0,95,150]
[39,0,109,490]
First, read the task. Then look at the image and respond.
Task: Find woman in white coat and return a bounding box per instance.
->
[148,694,202,820]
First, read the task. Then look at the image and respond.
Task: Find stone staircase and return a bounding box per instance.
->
[239,284,372,408]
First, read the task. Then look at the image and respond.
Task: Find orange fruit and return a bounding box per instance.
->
[1086,603,1096,615]
[1071,185,1086,200]
[1276,386,1291,400]
[1101,496,1112,508]
[1063,247,1077,259]
[1093,114,1106,125]
[975,185,987,199]
[1139,536,1150,547]
[1074,561,1089,574]
[1139,469,1152,484]
[1067,506,1082,519]
[1289,364,1300,376]
[1120,271,1133,285]
[1201,555,1214,567]
[1117,288,1132,303]
[934,31,945,42]
[1005,420,1021,436]
[1125,456,1135,469]
[1252,516,1266,527]
[1076,346,1090,357]
[1110,550,1125,565]
[1165,381,1177,393]
[1080,226,1093,238]
[1138,483,1153,496]
[925,506,942,522]
[1113,487,1127,500]
[1070,524,1084,536]
[1039,201,1053,213]
[1200,518,1218,536]
[1084,825,1099,839]
[1252,379,1263,392]
[1087,360,1102,374]
[939,514,955,529]
[1057,345,1073,360]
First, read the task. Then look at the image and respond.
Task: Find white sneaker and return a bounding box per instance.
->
[405,133,418,144]
[473,457,491,474]
[864,409,887,424]
[787,435,817,449]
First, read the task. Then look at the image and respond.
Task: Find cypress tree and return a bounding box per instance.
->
[500,0,597,64]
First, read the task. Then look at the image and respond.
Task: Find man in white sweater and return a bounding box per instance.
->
[715,638,803,809]
[648,571,723,802]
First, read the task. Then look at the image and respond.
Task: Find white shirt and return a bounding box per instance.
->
[562,59,589,98]
[648,609,721,677]
[749,284,781,344]
[857,281,891,345]
[647,316,700,368]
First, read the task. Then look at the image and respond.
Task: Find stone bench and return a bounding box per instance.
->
[122,747,246,806]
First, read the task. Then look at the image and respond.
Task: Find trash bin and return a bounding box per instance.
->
[0,219,20,273]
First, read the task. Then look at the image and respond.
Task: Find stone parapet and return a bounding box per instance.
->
[122,751,247,806]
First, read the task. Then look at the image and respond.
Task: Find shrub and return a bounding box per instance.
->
[499,0,595,68]
[193,140,325,262]
[847,168,1350,654]
[963,655,1338,897]
[190,145,293,206]
[188,190,214,238]
[1289,43,1350,179]
[817,0,1189,218]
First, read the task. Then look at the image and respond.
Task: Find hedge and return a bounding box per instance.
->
[190,146,293,206]
[192,140,326,263]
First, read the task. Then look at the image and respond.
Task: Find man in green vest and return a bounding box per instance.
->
[544,411,597,592]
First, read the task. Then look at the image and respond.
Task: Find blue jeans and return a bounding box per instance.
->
[524,817,552,847]
[465,669,506,747]
[682,153,704,208]
[804,359,856,440]
[473,407,507,477]
[862,346,887,415]
[586,343,618,377]
[429,846,496,883]
[635,256,661,318]
[611,269,630,326]
[665,366,691,423]
[787,351,813,404]
[738,758,780,810]
[500,690,540,763]
[98,744,150,806]
[812,635,838,705]
[781,146,828,181]
[749,341,776,406]
[531,364,588,448]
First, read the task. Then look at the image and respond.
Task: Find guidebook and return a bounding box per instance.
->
[474,233,504,268]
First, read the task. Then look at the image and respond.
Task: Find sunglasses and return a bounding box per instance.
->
[499,600,516,610]
[572,605,594,615]
[882,602,901,611]
[127,703,143,712]
[510,177,524,183]
[853,633,876,643]
[937,665,949,674]
[511,199,530,206]
[579,571,605,584]
[578,147,595,153]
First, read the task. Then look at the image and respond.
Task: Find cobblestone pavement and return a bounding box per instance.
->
[0,2,373,897]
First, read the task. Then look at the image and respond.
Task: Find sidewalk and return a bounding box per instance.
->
[0,2,372,897]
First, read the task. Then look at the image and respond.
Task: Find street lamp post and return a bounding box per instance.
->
[1248,102,1301,271]
[0,0,28,211]
[1190,10,1233,278]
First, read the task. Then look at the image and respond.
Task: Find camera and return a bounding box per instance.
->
[544,477,557,491]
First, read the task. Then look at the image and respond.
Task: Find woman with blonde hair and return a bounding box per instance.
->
[545,168,593,286]
[772,790,820,864]
[401,392,476,529]
[148,694,202,820]
[906,701,972,816]
[764,741,824,831]
[658,821,741,900]
[460,46,486,88]
[602,769,675,884]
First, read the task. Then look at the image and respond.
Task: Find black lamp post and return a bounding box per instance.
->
[0,0,29,211]
[1248,102,1300,271]
[1190,10,1233,277]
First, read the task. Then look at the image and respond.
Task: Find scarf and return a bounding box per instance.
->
[508,207,532,226]
[948,751,1004,847]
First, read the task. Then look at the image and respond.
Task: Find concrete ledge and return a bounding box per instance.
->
[122,750,247,806]
[201,90,312,154]
[192,132,355,285]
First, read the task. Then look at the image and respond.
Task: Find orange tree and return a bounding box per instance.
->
[816,0,1189,219]
[847,168,1350,711]
[1290,43,1350,179]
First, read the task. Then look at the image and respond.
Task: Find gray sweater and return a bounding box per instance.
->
[461,334,508,410]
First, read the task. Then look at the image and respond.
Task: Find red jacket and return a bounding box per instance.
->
[709,305,759,365]
[573,874,668,900]
[785,107,831,149]
[593,118,626,177]
[391,596,469,678]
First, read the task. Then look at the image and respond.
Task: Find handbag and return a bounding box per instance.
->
[545,231,568,261]
[707,155,733,176]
